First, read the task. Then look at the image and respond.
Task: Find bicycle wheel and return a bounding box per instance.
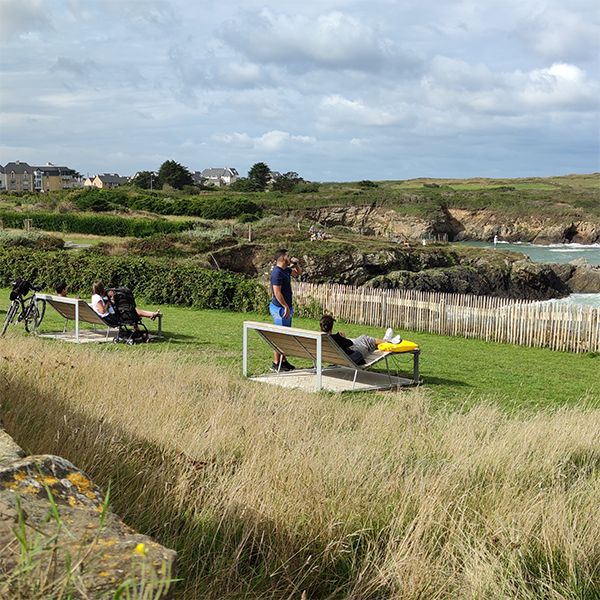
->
[24,299,45,333]
[33,298,46,331]
[1,301,19,336]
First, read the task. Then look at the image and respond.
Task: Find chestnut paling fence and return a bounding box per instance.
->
[292,281,600,353]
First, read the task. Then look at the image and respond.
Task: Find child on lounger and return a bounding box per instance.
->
[319,314,401,365]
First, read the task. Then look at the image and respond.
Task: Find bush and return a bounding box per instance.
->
[357,180,378,189]
[202,197,262,220]
[0,210,195,238]
[294,182,320,193]
[0,247,267,311]
[0,231,64,250]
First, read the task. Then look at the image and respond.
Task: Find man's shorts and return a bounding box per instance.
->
[269,302,293,327]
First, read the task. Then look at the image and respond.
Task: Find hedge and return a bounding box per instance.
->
[0,248,267,312]
[0,211,196,238]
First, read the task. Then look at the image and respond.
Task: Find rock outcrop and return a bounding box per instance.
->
[302,206,600,245]
[0,429,176,599]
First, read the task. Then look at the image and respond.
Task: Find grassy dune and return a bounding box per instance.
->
[1,333,599,599]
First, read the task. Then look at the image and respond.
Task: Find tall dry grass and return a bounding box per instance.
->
[1,336,599,599]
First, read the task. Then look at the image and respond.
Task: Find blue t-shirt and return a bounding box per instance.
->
[270,266,293,308]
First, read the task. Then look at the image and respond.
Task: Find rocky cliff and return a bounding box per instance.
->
[210,242,600,300]
[303,206,600,244]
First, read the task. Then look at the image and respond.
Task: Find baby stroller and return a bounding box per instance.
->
[110,287,149,345]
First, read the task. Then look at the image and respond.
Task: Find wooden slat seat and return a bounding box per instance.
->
[34,294,163,342]
[243,321,420,391]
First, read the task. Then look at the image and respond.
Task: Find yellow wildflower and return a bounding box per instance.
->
[134,543,147,556]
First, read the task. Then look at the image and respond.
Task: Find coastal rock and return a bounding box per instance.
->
[0,434,176,598]
[301,206,600,245]
[567,264,600,293]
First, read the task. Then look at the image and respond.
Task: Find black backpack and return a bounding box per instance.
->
[9,279,31,301]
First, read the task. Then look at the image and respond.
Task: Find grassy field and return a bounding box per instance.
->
[3,288,597,410]
[1,290,599,599]
[2,173,599,223]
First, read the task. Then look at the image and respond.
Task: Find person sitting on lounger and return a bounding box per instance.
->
[319,314,401,365]
[91,280,161,326]
[55,281,68,297]
[90,280,120,326]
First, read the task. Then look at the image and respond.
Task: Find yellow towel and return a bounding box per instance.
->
[377,339,419,352]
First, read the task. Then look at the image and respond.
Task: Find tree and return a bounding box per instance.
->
[247,162,270,191]
[157,160,193,190]
[131,170,155,190]
[272,171,304,193]
[230,177,261,192]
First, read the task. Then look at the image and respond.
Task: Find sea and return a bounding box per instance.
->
[456,241,600,308]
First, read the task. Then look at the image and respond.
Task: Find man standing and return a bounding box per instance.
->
[270,248,302,371]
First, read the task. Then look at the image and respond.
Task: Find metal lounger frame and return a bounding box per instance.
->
[242,321,420,392]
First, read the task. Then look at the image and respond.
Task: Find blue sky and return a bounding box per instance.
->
[0,0,598,181]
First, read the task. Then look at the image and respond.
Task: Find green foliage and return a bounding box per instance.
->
[272,172,304,193]
[0,231,64,250]
[358,180,378,188]
[247,162,270,192]
[294,182,320,193]
[72,189,112,212]
[201,197,262,220]
[0,247,267,311]
[130,170,155,190]
[229,177,261,192]
[157,160,193,190]
[0,210,194,238]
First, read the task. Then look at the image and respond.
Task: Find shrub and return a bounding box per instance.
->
[0,231,64,250]
[237,213,260,223]
[0,210,195,238]
[357,180,378,188]
[0,247,267,311]
[202,197,262,220]
[294,182,320,193]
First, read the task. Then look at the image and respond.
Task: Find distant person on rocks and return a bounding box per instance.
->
[269,249,302,371]
[319,314,401,365]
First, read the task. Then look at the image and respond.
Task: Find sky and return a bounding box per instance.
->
[0,0,599,181]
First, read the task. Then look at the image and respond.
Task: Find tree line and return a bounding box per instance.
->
[132,161,315,193]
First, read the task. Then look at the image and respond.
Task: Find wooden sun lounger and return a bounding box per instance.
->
[34,294,163,343]
[243,321,420,392]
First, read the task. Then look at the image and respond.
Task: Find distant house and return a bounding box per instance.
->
[268,171,281,185]
[0,161,79,192]
[200,167,238,187]
[89,173,130,189]
[33,163,79,192]
[2,161,35,192]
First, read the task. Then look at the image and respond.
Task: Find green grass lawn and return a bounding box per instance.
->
[2,288,598,411]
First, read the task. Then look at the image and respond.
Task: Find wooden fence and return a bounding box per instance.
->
[293,282,600,353]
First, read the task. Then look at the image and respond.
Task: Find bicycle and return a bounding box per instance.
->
[1,279,46,336]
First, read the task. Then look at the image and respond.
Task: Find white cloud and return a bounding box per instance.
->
[0,0,50,39]
[522,8,600,61]
[220,9,412,72]
[319,95,400,127]
[422,57,598,116]
[0,0,598,179]
[213,130,316,152]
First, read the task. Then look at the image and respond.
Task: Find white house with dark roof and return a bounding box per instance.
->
[200,167,238,187]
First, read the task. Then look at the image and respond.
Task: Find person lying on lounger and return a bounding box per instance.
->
[319,314,401,365]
